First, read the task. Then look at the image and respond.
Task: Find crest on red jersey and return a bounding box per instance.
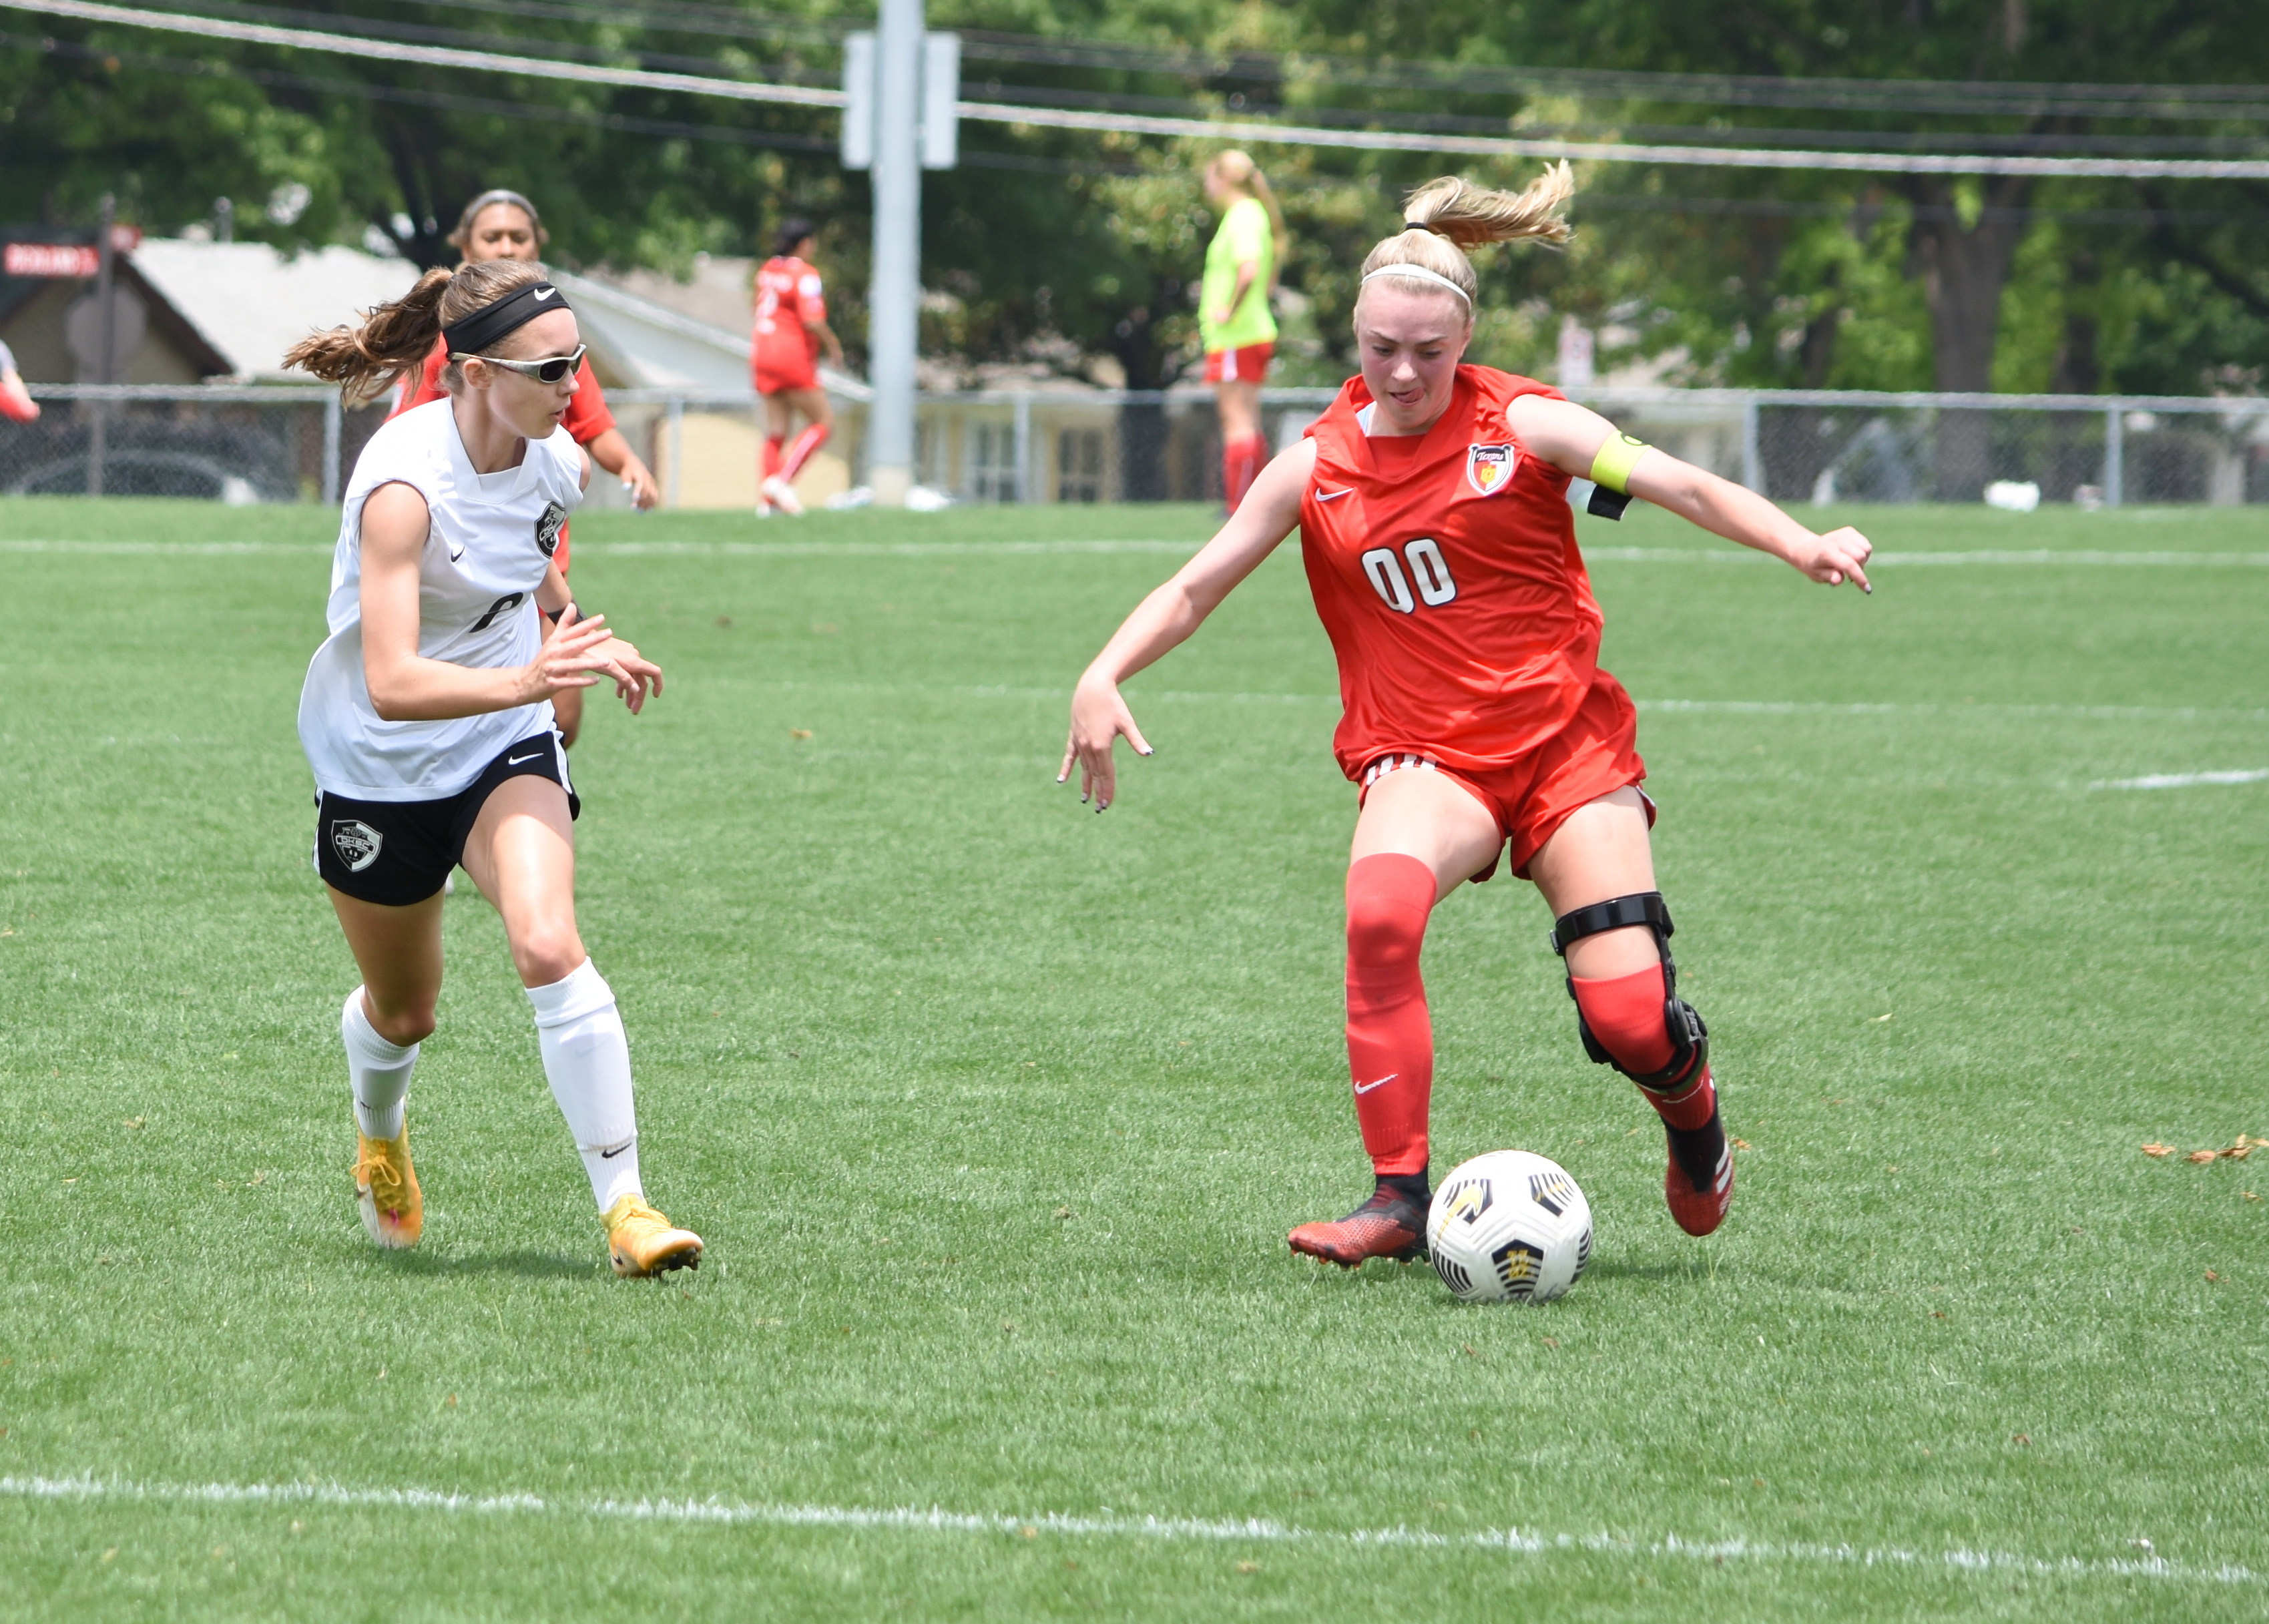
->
[1465,442,1514,496]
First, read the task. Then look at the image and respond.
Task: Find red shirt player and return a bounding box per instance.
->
[750,217,846,517]
[389,190,659,746]
[1062,166,1875,1266]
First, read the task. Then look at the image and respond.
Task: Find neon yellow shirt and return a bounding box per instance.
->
[1200,196,1277,352]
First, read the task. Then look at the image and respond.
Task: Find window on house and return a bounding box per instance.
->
[969,420,1018,503]
[1058,428,1104,503]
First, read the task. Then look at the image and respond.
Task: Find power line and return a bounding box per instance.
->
[396,1,2269,123]
[106,0,2269,154]
[0,27,836,149]
[14,0,2269,180]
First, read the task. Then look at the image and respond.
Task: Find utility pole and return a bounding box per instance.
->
[865,0,921,507]
[843,1,958,507]
[87,192,115,498]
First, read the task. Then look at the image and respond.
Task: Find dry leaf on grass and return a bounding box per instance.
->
[2188,1150,2219,1164]
[2204,1270,2220,1283]
[2142,1143,2174,1157]
[1732,1138,1754,1151]
[2245,1191,2261,1202]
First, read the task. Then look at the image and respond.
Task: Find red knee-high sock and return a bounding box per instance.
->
[1222,434,1264,512]
[762,435,785,481]
[780,421,830,482]
[1570,964,1716,1129]
[1344,853,1439,1176]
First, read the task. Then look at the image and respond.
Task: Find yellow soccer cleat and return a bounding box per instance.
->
[602,1194,704,1278]
[352,1125,423,1250]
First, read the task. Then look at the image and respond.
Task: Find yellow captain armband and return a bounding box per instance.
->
[1588,432,1651,495]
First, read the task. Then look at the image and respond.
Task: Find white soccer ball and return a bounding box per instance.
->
[1426,1149,1593,1304]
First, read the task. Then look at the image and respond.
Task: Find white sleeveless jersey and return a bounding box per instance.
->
[298,399,584,800]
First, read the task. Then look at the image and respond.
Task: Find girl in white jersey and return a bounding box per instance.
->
[286,258,702,1278]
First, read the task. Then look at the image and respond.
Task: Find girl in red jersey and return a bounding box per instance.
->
[390,190,660,747]
[1061,164,1874,1266]
[751,217,846,517]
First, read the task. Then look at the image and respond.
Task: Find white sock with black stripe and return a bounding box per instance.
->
[525,959,643,1211]
[342,988,417,1141]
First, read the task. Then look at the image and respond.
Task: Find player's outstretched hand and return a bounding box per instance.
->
[526,607,664,714]
[1058,675,1153,812]
[1790,525,1873,593]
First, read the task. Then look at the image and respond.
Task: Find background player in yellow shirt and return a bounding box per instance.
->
[1198,150,1286,513]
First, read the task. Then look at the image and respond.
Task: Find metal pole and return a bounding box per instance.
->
[1013,393,1031,504]
[2103,404,2123,508]
[87,193,115,498]
[865,0,922,507]
[667,396,684,509]
[321,392,342,505]
[1740,396,1763,493]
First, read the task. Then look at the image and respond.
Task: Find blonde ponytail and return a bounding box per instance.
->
[1210,149,1288,291]
[284,258,549,404]
[1356,162,1575,315]
[1403,162,1574,250]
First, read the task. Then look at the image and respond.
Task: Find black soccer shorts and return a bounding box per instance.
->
[313,731,579,906]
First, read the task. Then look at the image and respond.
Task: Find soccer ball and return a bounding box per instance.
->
[1426,1150,1593,1304]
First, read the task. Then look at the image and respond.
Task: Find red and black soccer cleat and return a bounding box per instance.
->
[1288,1183,1429,1268]
[1664,1105,1734,1236]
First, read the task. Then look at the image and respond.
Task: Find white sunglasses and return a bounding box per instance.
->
[452,343,587,384]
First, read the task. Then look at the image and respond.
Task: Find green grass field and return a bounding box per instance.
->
[1,493,2264,1620]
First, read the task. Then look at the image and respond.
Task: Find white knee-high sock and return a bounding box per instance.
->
[526,959,642,1211]
[342,988,417,1141]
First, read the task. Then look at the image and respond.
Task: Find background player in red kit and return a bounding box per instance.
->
[751,218,846,517]
[1061,163,1874,1266]
[390,189,658,748]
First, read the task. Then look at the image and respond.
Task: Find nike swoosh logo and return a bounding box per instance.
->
[507,750,544,766]
[1354,1073,1398,1095]
[447,543,465,562]
[1316,487,1354,501]
[533,288,557,301]
[599,1143,630,1159]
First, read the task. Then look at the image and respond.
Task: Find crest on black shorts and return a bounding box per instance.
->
[535,501,567,558]
[1465,443,1513,496]
[330,819,383,874]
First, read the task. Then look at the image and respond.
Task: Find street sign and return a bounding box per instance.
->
[840,27,958,171]
[3,226,142,278]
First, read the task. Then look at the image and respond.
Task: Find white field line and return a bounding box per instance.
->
[2090,768,2269,790]
[749,681,2269,724]
[7,538,2269,566]
[0,1475,2252,1587]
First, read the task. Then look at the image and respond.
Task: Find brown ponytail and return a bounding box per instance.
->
[285,258,548,404]
[1356,162,1575,316]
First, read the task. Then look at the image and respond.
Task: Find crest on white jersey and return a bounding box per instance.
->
[535,501,567,558]
[1466,442,1513,496]
[330,820,383,873]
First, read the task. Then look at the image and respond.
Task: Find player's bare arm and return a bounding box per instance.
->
[1506,394,1874,593]
[1060,437,1314,808]
[806,315,846,369]
[583,427,659,510]
[359,481,654,721]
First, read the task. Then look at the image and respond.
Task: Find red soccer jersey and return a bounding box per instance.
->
[1298,365,1605,778]
[751,255,826,374]
[388,338,616,445]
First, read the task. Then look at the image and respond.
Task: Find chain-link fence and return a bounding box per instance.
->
[1,386,389,503]
[1573,389,2269,508]
[10,384,2268,508]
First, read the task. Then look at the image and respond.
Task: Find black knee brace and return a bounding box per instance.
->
[1549,891,1708,1094]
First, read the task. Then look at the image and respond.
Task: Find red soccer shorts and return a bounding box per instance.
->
[1357,672,1652,883]
[1203,342,1273,384]
[754,354,820,395]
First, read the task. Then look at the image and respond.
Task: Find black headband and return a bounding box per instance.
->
[442,281,571,356]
